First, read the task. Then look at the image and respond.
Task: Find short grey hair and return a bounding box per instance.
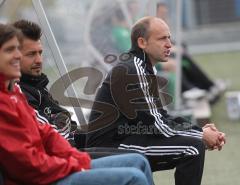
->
[130,16,152,51]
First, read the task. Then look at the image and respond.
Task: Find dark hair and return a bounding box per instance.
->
[0,23,22,48]
[157,2,167,9]
[13,19,42,41]
[130,18,151,51]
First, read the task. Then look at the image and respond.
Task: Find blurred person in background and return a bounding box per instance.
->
[156,1,169,23]
[156,43,226,104]
[111,9,131,54]
[127,0,140,22]
[156,2,226,103]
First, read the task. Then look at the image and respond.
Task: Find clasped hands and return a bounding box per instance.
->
[202,123,226,151]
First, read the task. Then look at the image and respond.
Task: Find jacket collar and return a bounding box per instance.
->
[20,73,49,89]
[129,48,154,74]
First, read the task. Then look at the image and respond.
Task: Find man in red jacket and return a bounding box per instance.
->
[0,23,154,185]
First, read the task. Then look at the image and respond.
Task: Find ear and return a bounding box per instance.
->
[137,37,147,49]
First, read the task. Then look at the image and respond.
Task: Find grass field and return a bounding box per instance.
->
[153,51,240,185]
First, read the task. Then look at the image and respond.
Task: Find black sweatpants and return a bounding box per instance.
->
[118,134,205,185]
[182,54,214,92]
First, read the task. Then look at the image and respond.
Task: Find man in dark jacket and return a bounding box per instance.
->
[88,16,226,185]
[13,20,77,146]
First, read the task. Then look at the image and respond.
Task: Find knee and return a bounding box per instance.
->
[129,153,149,167]
[193,139,206,156]
[126,168,149,185]
[132,153,148,162]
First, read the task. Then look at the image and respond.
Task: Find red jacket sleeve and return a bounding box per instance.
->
[0,99,90,185]
[39,123,91,170]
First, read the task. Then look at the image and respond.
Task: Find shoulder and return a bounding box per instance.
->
[18,82,40,102]
[19,81,36,93]
[0,89,18,114]
[111,55,138,75]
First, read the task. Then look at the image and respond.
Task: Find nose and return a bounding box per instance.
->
[15,49,22,59]
[35,52,43,64]
[166,38,172,48]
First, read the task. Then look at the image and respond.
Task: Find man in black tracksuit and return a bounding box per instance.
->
[14,20,77,146]
[88,17,226,185]
[19,73,76,144]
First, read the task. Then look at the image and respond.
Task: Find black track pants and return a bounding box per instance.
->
[119,134,206,185]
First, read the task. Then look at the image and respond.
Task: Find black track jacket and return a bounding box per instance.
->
[87,49,203,147]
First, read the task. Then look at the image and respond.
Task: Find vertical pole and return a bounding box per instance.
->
[175,0,182,110]
[32,0,87,126]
